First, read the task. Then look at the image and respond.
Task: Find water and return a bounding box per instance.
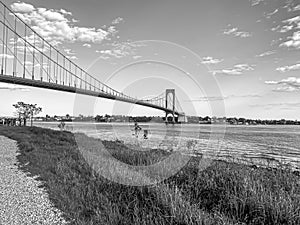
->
[35,122,300,170]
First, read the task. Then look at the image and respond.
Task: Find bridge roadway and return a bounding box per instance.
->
[0,74,182,116]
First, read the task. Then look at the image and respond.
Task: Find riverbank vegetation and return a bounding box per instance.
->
[0,126,299,224]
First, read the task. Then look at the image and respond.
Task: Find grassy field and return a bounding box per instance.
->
[0,126,299,225]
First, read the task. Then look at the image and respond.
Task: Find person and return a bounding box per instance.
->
[12,118,16,126]
[134,121,141,137]
[58,121,66,131]
[143,130,148,139]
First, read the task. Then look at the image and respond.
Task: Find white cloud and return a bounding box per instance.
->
[96,42,144,59]
[283,16,300,25]
[280,31,300,49]
[292,5,300,11]
[223,27,252,38]
[11,2,35,13]
[272,25,294,33]
[112,17,124,25]
[264,81,278,85]
[37,8,67,21]
[234,64,254,71]
[273,86,299,92]
[212,64,254,76]
[284,0,299,11]
[66,55,78,60]
[276,63,300,72]
[201,56,223,64]
[83,43,91,48]
[266,77,300,85]
[280,25,294,33]
[64,48,76,55]
[249,0,264,6]
[62,48,78,60]
[60,9,72,16]
[265,77,300,92]
[97,49,127,58]
[271,25,280,32]
[224,27,237,34]
[256,50,275,57]
[11,2,119,45]
[78,28,109,42]
[277,16,300,48]
[265,9,279,19]
[72,18,79,23]
[272,16,300,49]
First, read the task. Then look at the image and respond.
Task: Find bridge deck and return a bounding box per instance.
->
[0,74,181,115]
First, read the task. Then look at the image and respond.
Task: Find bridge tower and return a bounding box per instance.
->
[165,89,176,123]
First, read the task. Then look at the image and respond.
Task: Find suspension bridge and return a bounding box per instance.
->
[0,1,186,123]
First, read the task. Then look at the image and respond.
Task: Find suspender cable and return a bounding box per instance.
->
[13,16,17,76]
[4,9,8,75]
[1,6,6,75]
[40,40,44,81]
[23,25,26,78]
[32,33,35,80]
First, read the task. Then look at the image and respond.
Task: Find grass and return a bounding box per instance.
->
[0,126,299,225]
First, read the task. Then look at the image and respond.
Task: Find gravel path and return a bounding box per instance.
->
[0,136,68,225]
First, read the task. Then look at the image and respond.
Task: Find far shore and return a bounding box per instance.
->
[34,120,300,126]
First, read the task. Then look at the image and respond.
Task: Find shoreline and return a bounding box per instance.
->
[33,120,300,126]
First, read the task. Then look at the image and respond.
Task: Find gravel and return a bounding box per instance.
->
[0,136,68,225]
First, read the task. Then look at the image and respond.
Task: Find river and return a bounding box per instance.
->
[35,122,300,171]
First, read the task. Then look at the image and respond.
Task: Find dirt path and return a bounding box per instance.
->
[0,136,68,225]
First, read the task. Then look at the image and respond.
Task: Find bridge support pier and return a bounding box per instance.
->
[165,89,176,124]
[165,111,176,124]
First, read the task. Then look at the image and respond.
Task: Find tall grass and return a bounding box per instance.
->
[0,126,299,224]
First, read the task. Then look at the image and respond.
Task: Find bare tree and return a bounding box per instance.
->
[13,102,42,126]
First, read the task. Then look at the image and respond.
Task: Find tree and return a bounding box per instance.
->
[95,115,103,122]
[13,102,42,126]
[64,114,72,122]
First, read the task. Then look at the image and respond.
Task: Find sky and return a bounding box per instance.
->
[0,0,300,119]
